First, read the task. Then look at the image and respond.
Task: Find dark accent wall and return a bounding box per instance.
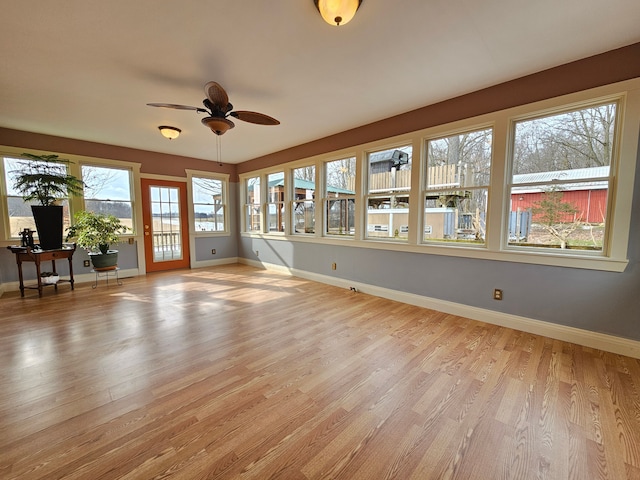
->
[238,42,640,174]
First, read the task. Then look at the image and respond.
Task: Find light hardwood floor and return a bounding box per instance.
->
[1,264,639,479]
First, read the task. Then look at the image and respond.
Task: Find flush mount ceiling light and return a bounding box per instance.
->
[314,0,362,26]
[158,125,181,140]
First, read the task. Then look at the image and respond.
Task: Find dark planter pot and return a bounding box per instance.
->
[89,250,118,270]
[31,205,63,250]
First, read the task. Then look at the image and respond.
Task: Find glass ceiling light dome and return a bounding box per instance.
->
[158,126,181,140]
[314,0,362,26]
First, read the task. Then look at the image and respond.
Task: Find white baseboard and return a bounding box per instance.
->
[192,257,239,269]
[240,258,640,359]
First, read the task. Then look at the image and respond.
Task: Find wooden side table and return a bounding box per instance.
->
[7,243,76,297]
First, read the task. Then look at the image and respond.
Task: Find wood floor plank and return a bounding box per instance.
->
[0,264,639,479]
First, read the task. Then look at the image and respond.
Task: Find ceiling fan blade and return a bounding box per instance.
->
[229,110,280,125]
[204,82,230,111]
[147,103,207,113]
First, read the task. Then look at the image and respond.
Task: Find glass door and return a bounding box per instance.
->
[141,178,190,272]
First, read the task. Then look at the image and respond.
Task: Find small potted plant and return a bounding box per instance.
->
[11,153,84,250]
[65,211,130,270]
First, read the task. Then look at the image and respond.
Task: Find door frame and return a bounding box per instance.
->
[141,177,191,272]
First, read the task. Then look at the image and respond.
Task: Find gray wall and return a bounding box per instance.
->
[239,145,640,342]
[0,242,139,284]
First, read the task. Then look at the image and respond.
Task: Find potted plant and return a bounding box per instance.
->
[65,211,130,270]
[11,153,84,250]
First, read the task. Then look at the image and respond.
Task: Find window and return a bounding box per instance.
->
[267,172,285,233]
[424,128,492,245]
[508,102,616,252]
[325,157,356,236]
[81,164,134,233]
[292,165,316,234]
[2,156,72,238]
[191,175,226,233]
[244,176,261,232]
[366,146,412,240]
[237,81,637,271]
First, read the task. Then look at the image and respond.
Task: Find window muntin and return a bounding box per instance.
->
[81,165,134,233]
[508,102,616,252]
[244,176,261,232]
[424,129,492,245]
[365,146,412,240]
[324,157,356,236]
[191,176,226,233]
[267,172,285,233]
[293,165,316,234]
[2,156,72,238]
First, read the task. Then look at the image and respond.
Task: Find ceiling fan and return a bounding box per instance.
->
[147,81,280,136]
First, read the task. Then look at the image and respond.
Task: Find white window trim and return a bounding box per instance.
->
[265,171,286,235]
[0,148,141,245]
[364,143,413,242]
[186,169,230,237]
[322,155,358,238]
[238,79,639,272]
[421,125,493,248]
[291,164,317,236]
[78,160,138,238]
[242,175,263,234]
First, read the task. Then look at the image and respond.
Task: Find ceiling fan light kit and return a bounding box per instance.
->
[314,0,362,26]
[158,125,181,140]
[148,81,279,137]
[202,117,235,136]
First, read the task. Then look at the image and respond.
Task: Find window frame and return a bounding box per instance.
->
[364,144,413,242]
[1,154,75,241]
[236,79,639,272]
[80,162,136,235]
[1,150,141,245]
[421,126,493,248]
[291,164,317,236]
[503,100,619,255]
[243,175,262,233]
[266,171,286,234]
[323,156,357,238]
[186,170,230,237]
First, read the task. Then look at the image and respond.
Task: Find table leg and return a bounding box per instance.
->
[52,259,58,292]
[35,258,43,297]
[16,257,25,297]
[68,256,75,290]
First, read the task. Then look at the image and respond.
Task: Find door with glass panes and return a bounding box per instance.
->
[141,178,190,272]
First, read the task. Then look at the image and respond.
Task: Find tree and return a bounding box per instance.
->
[513,103,616,174]
[531,188,581,249]
[326,157,356,192]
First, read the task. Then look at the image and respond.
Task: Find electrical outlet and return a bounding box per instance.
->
[83,260,90,268]
[331,262,337,270]
[128,237,134,245]
[493,288,503,300]
[255,250,259,257]
[211,248,216,254]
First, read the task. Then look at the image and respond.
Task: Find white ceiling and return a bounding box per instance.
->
[1,0,639,164]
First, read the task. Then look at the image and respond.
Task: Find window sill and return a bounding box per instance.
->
[192,231,230,238]
[241,233,628,272]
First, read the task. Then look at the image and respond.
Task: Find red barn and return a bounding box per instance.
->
[511,166,609,224]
